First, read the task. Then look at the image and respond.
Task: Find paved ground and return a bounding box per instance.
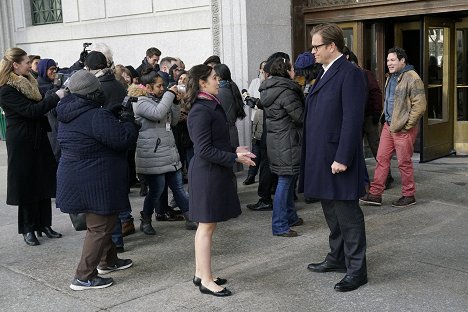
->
[0,140,467,312]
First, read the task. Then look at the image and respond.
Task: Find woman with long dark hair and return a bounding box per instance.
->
[0,48,65,246]
[214,64,246,172]
[185,64,255,297]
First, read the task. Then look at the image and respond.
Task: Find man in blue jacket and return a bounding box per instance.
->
[299,23,368,292]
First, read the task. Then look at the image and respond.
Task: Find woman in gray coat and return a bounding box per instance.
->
[259,57,304,237]
[128,69,196,234]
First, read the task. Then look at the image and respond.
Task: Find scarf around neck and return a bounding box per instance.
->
[197,91,220,105]
[6,72,42,101]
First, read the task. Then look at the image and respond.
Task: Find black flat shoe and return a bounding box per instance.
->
[193,276,227,286]
[307,260,346,273]
[37,226,62,238]
[334,274,368,292]
[23,232,40,246]
[199,284,232,297]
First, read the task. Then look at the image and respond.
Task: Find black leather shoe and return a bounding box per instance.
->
[307,260,346,273]
[199,284,232,297]
[37,226,62,238]
[242,175,256,185]
[23,232,40,246]
[246,200,272,211]
[305,197,320,204]
[334,274,368,292]
[192,276,227,287]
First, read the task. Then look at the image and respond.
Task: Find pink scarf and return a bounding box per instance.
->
[197,91,220,105]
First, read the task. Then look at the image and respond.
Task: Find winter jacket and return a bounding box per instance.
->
[56,93,138,215]
[259,76,304,176]
[0,72,58,205]
[128,85,181,175]
[384,65,426,132]
[96,69,127,112]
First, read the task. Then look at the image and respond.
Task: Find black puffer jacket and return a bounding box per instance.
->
[259,76,304,176]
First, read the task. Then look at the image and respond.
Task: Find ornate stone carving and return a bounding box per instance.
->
[211,0,221,56]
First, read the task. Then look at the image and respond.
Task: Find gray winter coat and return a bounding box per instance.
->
[259,76,304,176]
[128,85,181,175]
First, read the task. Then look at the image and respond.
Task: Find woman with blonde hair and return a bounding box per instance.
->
[0,47,65,246]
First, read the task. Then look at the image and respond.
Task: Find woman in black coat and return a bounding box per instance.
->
[186,65,255,297]
[214,64,246,172]
[0,48,65,246]
[259,57,304,237]
[56,70,138,290]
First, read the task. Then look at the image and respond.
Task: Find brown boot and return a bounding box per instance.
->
[122,221,135,237]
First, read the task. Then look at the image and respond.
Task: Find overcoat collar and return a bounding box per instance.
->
[311,54,347,95]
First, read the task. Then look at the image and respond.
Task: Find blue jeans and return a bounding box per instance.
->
[142,169,188,216]
[111,219,123,248]
[272,175,299,235]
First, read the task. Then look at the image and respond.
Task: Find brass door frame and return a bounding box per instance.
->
[421,16,455,161]
[454,18,468,154]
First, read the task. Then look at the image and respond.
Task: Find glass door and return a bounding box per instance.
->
[421,17,455,161]
[455,18,468,154]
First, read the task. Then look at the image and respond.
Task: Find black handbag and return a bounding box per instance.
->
[69,213,87,231]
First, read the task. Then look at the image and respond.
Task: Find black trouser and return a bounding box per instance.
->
[321,199,367,277]
[18,198,52,234]
[247,139,261,177]
[257,147,277,202]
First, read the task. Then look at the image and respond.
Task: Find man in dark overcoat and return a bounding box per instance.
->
[298,23,368,292]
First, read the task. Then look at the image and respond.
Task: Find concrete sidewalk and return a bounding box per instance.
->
[0,140,467,312]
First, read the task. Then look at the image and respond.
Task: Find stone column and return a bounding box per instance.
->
[0,0,14,54]
[212,0,292,147]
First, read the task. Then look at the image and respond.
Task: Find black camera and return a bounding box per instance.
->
[83,42,92,49]
[122,96,138,111]
[241,89,258,109]
[53,73,65,87]
[80,42,93,64]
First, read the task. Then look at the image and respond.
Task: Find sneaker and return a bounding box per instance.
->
[70,276,113,291]
[97,258,133,275]
[392,196,416,207]
[359,193,382,206]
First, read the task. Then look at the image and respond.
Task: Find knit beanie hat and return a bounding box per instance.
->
[37,58,57,78]
[67,70,101,96]
[85,51,108,70]
[294,52,315,70]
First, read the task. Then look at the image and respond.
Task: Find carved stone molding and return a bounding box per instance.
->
[308,0,377,7]
[211,0,221,56]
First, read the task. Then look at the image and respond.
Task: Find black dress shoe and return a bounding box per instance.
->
[307,260,346,273]
[242,175,256,185]
[334,274,368,292]
[192,276,227,286]
[23,232,40,246]
[199,284,232,297]
[37,226,62,238]
[304,197,320,204]
[246,200,272,211]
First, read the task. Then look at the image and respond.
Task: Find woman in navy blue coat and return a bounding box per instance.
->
[186,65,255,297]
[56,70,138,290]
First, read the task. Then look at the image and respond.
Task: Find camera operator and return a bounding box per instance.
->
[127,68,197,234]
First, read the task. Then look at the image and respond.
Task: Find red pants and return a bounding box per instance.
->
[370,123,418,197]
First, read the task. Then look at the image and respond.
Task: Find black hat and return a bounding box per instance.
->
[85,51,107,70]
[125,65,140,78]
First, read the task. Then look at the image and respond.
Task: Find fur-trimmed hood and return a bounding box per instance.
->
[127,84,149,97]
[6,72,42,101]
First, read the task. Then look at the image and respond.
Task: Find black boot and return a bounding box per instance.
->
[140,212,156,235]
[243,175,256,185]
[37,226,62,238]
[183,212,198,230]
[23,232,40,246]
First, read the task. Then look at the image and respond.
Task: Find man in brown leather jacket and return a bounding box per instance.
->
[360,46,426,207]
